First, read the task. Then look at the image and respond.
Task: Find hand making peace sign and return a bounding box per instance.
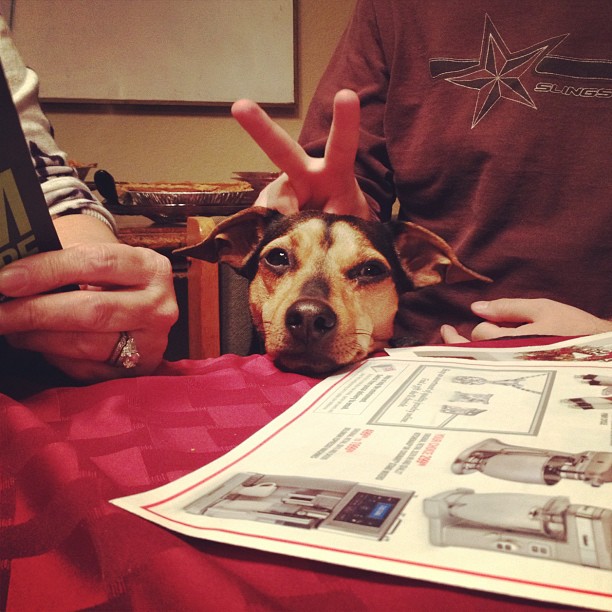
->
[231,89,374,219]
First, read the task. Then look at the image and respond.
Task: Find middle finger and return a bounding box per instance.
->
[325,89,361,176]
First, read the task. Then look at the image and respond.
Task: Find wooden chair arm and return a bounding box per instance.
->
[186,216,220,359]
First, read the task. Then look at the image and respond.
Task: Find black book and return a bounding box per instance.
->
[0,59,64,270]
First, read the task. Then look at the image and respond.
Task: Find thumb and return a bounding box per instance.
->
[440,324,470,344]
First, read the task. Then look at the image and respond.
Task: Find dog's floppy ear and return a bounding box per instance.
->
[174,206,279,269]
[391,221,492,288]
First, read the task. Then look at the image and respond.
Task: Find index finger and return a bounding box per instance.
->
[231,99,309,178]
[0,243,169,298]
[471,298,538,323]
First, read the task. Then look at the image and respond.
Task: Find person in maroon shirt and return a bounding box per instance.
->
[232,0,612,345]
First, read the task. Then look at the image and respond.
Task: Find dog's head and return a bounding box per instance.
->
[177,207,490,375]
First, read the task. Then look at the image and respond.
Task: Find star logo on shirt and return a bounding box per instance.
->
[437,16,567,128]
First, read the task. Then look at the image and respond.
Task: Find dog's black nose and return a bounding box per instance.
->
[285,298,337,344]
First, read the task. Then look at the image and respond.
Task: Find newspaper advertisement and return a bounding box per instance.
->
[112,334,612,610]
[387,331,612,363]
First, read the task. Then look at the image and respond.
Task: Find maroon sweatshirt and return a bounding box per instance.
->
[300,0,612,345]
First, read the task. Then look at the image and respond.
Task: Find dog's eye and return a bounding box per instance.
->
[358,261,387,277]
[264,248,290,268]
[349,260,389,282]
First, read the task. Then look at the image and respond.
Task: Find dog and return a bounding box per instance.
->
[177,207,490,376]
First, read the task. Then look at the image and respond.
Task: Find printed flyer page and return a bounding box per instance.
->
[387,331,612,362]
[112,336,612,610]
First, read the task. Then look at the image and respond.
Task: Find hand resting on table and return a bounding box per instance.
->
[0,215,178,381]
[441,298,612,343]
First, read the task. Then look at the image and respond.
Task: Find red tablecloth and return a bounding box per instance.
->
[0,342,580,611]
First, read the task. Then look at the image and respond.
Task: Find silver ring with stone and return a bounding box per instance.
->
[107,332,141,369]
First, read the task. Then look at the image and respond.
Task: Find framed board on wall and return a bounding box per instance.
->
[8,0,296,106]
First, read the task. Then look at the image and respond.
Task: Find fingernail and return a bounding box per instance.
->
[472,301,489,312]
[0,264,29,293]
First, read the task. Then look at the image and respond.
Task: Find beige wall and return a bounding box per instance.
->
[44,0,355,184]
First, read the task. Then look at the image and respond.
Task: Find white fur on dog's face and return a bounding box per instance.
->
[249,217,399,374]
[176,207,491,376]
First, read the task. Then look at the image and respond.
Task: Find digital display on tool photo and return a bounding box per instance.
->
[335,493,400,527]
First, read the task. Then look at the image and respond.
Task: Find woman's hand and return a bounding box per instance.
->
[231,89,373,219]
[0,215,178,381]
[441,298,612,344]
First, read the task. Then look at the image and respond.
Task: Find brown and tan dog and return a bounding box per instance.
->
[177,207,490,375]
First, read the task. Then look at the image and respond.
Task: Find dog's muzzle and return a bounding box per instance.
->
[271,297,343,375]
[285,298,337,345]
